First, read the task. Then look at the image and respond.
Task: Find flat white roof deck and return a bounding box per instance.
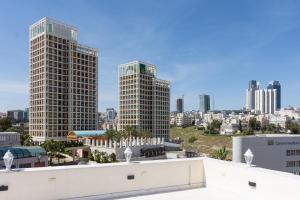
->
[116,188,243,200]
[1,157,300,200]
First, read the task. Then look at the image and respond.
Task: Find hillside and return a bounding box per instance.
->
[170,126,232,158]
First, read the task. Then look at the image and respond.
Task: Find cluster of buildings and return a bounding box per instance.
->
[0,109,29,122]
[170,94,211,127]
[0,132,48,169]
[26,17,172,144]
[246,80,281,114]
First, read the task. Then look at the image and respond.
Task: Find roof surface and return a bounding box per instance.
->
[69,130,107,137]
[0,146,47,160]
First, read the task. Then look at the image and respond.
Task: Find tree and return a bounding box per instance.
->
[0,118,12,131]
[109,153,117,163]
[242,128,254,135]
[139,130,152,138]
[248,117,261,131]
[238,120,243,132]
[265,124,276,132]
[206,120,222,134]
[210,146,229,160]
[5,127,18,132]
[41,140,62,165]
[286,120,300,134]
[21,134,34,146]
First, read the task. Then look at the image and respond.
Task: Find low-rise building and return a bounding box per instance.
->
[233,134,300,175]
[0,146,48,169]
[85,137,180,161]
[7,110,24,123]
[175,113,192,127]
[220,123,239,135]
[0,132,20,147]
[268,114,288,129]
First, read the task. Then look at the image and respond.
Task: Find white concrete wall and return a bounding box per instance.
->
[0,159,205,200]
[1,158,300,200]
[203,158,300,200]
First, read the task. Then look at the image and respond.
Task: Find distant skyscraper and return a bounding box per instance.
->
[119,61,170,138]
[255,89,277,114]
[24,108,29,123]
[176,96,184,113]
[246,80,259,111]
[106,108,117,122]
[199,95,210,113]
[267,81,281,110]
[7,110,24,123]
[29,17,98,142]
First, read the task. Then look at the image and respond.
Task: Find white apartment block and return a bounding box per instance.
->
[174,113,192,127]
[203,112,225,123]
[276,107,300,120]
[29,17,98,142]
[119,61,170,138]
[255,89,277,114]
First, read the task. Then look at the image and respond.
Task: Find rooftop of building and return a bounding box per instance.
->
[119,60,156,68]
[0,146,46,160]
[68,130,107,138]
[30,17,77,31]
[0,132,19,135]
[234,134,300,138]
[0,157,299,200]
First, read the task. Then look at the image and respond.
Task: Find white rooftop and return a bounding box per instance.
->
[117,188,242,200]
[0,157,299,200]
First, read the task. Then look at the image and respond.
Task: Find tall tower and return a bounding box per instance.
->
[246,80,259,111]
[29,17,98,143]
[267,81,281,110]
[118,61,170,138]
[199,94,210,113]
[255,89,277,114]
[176,96,184,113]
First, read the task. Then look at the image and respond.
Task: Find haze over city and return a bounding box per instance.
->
[0,0,300,112]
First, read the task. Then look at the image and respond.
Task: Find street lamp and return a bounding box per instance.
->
[244,148,254,167]
[3,150,14,171]
[124,147,132,163]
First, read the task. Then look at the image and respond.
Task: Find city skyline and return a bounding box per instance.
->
[1,0,300,112]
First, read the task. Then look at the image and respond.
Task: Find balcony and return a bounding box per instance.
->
[0,157,299,200]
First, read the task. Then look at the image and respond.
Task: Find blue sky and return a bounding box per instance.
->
[0,0,299,112]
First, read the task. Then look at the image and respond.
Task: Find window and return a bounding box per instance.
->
[19,163,32,168]
[47,23,53,33]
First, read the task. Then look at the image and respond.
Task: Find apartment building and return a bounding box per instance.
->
[118,61,170,138]
[255,89,277,114]
[29,17,98,142]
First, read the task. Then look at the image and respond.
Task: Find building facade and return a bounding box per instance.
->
[267,81,281,110]
[106,108,117,122]
[245,80,259,111]
[233,135,300,175]
[255,89,277,114]
[176,97,184,114]
[0,132,20,147]
[199,94,210,113]
[0,146,48,169]
[29,17,98,142]
[7,110,24,123]
[119,61,170,138]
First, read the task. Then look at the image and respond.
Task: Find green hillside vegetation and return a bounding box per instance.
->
[170,126,232,159]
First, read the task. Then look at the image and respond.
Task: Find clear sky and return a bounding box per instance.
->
[0,0,299,112]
